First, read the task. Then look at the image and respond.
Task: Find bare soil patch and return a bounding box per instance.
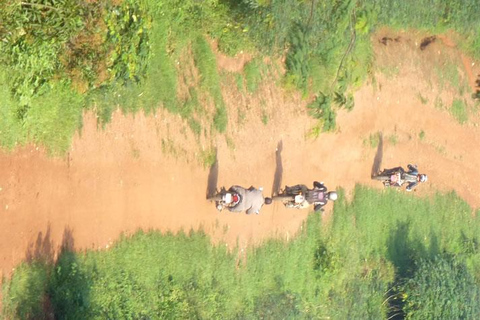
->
[1,30,480,280]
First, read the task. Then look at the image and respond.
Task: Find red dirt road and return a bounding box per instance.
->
[1,31,480,279]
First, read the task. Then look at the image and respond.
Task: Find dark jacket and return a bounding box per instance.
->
[405,164,419,191]
[382,164,419,191]
[285,182,328,212]
[311,181,328,212]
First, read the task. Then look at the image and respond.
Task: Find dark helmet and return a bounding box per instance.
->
[419,174,428,183]
[264,197,273,205]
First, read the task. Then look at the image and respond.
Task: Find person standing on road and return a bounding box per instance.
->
[228,186,272,214]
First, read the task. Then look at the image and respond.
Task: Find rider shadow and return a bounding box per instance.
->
[25,224,55,265]
[271,140,283,196]
[371,132,384,178]
[206,148,219,198]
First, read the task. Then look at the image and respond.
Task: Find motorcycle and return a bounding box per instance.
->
[273,185,327,210]
[373,170,416,188]
[207,187,241,212]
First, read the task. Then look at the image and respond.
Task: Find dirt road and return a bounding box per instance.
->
[1,30,480,278]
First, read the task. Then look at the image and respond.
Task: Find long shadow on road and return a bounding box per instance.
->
[25,224,54,265]
[272,141,283,196]
[206,148,219,198]
[21,226,88,319]
[371,132,384,178]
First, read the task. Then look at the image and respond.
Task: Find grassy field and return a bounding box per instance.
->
[2,0,480,153]
[3,186,480,319]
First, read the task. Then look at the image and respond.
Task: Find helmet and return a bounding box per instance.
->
[264,197,272,205]
[328,191,338,201]
[294,195,305,204]
[420,174,428,182]
[223,193,233,204]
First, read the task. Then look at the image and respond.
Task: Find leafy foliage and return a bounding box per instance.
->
[401,257,480,319]
[243,58,264,93]
[3,0,480,151]
[0,0,84,102]
[1,262,48,320]
[0,0,151,152]
[307,94,337,132]
[104,0,151,84]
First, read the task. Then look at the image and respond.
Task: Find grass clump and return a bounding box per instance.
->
[419,130,426,140]
[363,132,380,148]
[2,262,48,320]
[402,256,480,319]
[417,93,428,105]
[199,147,217,168]
[243,59,264,93]
[192,36,228,133]
[307,93,349,134]
[388,134,398,145]
[450,99,468,124]
[0,74,83,154]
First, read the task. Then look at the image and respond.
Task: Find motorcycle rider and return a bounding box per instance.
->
[227,186,272,214]
[284,181,338,212]
[379,164,428,191]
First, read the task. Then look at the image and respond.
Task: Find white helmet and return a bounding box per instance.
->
[294,195,305,204]
[328,191,338,201]
[223,193,233,204]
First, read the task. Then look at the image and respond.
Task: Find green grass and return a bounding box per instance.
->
[3,0,480,152]
[4,186,480,319]
[233,72,245,92]
[0,71,24,149]
[450,99,468,124]
[435,96,445,110]
[388,134,398,145]
[417,93,428,105]
[434,61,464,94]
[261,110,269,125]
[0,74,84,154]
[192,36,228,133]
[237,108,247,127]
[378,65,400,79]
[161,138,189,161]
[374,0,480,58]
[419,130,425,140]
[2,262,48,319]
[364,132,380,148]
[243,59,264,93]
[199,147,217,168]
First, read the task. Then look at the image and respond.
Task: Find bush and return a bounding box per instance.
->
[2,262,48,320]
[401,257,480,319]
[307,94,337,132]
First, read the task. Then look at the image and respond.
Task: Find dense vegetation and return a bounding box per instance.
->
[3,186,480,319]
[1,0,480,152]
